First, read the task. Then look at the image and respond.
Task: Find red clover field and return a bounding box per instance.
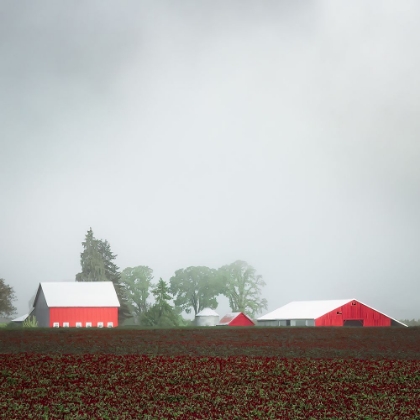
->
[1,327,420,419]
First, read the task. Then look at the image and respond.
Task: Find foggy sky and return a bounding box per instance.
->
[1,1,420,320]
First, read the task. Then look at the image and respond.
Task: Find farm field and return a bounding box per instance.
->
[1,327,420,419]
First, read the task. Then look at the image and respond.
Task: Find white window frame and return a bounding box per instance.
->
[97,322,103,328]
[63,322,69,328]
[75,322,82,328]
[85,322,92,328]
[53,322,59,328]
[107,322,113,328]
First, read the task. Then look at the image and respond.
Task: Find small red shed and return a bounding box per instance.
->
[32,282,120,328]
[217,312,255,326]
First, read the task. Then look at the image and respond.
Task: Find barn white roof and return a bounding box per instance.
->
[258,299,406,326]
[258,299,356,320]
[35,282,120,307]
[11,313,30,322]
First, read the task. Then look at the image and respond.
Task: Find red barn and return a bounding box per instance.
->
[257,299,407,327]
[217,312,255,326]
[32,282,120,328]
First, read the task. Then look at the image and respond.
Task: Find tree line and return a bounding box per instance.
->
[75,228,268,326]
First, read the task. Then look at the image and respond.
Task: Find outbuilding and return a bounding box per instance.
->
[32,282,120,328]
[217,312,255,327]
[195,308,219,326]
[257,299,407,327]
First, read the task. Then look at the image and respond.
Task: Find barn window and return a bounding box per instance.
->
[53,322,59,328]
[86,322,92,328]
[352,302,357,306]
[107,322,114,328]
[337,311,342,315]
[97,322,104,328]
[76,322,82,328]
[63,322,69,328]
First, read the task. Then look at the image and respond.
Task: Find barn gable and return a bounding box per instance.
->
[218,312,254,326]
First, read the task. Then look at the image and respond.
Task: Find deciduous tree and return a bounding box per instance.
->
[170,266,223,316]
[0,278,17,317]
[120,266,153,324]
[218,260,267,317]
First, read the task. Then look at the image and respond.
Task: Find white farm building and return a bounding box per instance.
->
[195,308,219,326]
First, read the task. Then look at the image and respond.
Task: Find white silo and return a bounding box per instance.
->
[195,308,219,326]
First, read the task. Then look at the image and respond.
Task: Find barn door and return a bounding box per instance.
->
[343,319,364,327]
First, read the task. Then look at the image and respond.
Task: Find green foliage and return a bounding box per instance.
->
[0,278,17,317]
[23,315,38,328]
[120,266,154,324]
[170,266,223,316]
[75,228,131,323]
[76,228,107,282]
[142,279,182,327]
[218,260,268,318]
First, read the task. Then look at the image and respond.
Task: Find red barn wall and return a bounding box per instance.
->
[229,313,255,326]
[49,307,118,327]
[315,300,391,327]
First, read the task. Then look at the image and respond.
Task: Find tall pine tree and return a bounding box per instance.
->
[76,228,131,323]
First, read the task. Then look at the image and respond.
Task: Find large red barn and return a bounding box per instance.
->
[32,282,120,328]
[217,312,255,326]
[257,299,406,327]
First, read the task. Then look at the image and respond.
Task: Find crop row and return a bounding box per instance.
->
[1,327,420,359]
[1,354,420,419]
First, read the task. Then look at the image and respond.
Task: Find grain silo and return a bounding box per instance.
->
[195,308,219,326]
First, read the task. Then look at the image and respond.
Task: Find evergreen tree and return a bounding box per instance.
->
[142,279,182,327]
[76,228,131,322]
[76,228,106,282]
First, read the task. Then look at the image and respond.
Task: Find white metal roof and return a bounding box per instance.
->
[196,308,219,317]
[36,282,120,307]
[258,300,353,320]
[257,299,406,326]
[11,313,29,322]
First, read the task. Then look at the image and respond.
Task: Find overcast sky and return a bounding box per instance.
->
[1,1,420,320]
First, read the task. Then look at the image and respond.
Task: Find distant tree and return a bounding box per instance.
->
[0,278,17,317]
[120,266,154,324]
[142,279,181,327]
[400,319,420,326]
[169,266,224,316]
[218,260,268,318]
[76,228,131,323]
[76,228,106,282]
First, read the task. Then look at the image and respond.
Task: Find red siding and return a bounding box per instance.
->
[315,300,391,327]
[49,307,118,327]
[229,313,255,326]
